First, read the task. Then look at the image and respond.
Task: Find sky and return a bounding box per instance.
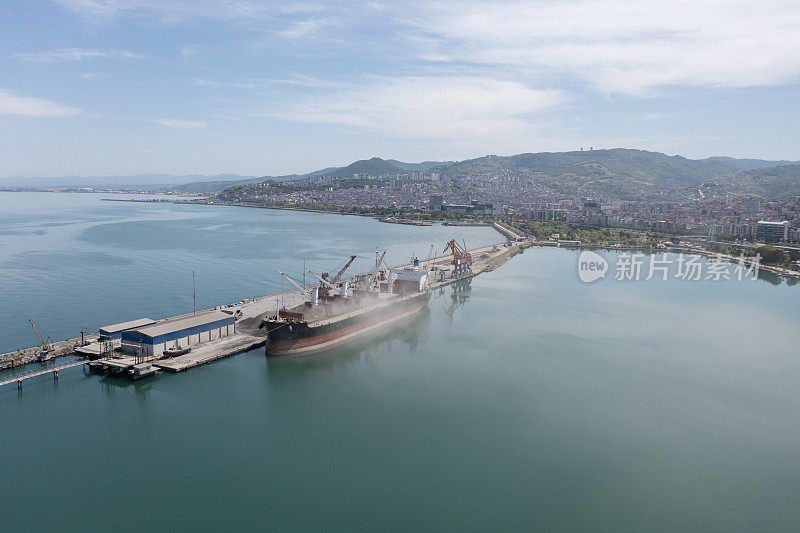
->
[1,0,799,177]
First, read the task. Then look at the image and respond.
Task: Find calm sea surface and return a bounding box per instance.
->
[2,192,800,531]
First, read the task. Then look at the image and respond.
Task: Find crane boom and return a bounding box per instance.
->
[367,250,388,286]
[331,255,357,283]
[306,269,338,291]
[29,319,45,346]
[29,319,52,352]
[443,239,473,266]
[278,270,310,297]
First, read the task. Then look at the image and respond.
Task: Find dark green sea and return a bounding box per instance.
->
[2,192,800,531]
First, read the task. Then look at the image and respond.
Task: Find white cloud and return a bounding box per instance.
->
[408,0,800,95]
[149,118,208,129]
[51,0,124,18]
[15,48,144,63]
[80,72,107,80]
[193,78,259,89]
[51,1,800,97]
[639,113,671,121]
[52,0,320,24]
[180,44,199,58]
[277,17,336,39]
[0,89,82,116]
[193,75,347,89]
[267,76,564,141]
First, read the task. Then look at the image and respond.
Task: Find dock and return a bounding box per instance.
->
[0,359,88,390]
[1,238,530,387]
[0,333,99,372]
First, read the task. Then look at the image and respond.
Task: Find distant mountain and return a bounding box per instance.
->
[708,164,800,199]
[386,159,455,171]
[213,149,800,202]
[302,167,340,177]
[172,162,408,194]
[321,157,405,178]
[172,177,266,194]
[0,173,256,190]
[702,156,796,172]
[188,159,450,195]
[435,149,738,184]
[426,148,795,199]
[10,150,795,200]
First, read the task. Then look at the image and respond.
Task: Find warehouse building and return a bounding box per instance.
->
[99,318,156,340]
[121,310,237,357]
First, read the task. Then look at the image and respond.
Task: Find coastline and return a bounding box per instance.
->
[529,241,800,280]
[102,197,494,226]
[105,196,800,280]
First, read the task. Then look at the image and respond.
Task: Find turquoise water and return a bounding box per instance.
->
[3,193,800,531]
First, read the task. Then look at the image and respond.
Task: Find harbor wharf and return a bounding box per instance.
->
[1,239,529,387]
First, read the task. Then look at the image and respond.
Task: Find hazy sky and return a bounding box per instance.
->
[1,0,799,176]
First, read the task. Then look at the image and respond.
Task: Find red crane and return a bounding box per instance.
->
[443,239,473,277]
[319,255,357,298]
[331,255,357,283]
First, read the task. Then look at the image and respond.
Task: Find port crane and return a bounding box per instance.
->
[443,239,473,277]
[29,319,53,359]
[326,255,357,283]
[306,269,348,298]
[426,244,435,263]
[309,255,357,298]
[278,270,314,299]
[367,250,388,288]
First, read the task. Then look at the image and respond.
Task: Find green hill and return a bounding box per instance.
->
[386,159,455,171]
[427,149,796,200]
[709,164,800,199]
[212,149,798,202]
[322,157,405,178]
[173,177,265,194]
[703,156,795,172]
[435,149,739,186]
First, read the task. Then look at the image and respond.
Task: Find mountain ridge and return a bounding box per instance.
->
[4,150,798,199]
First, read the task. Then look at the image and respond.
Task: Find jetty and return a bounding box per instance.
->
[0,238,530,388]
[0,359,87,390]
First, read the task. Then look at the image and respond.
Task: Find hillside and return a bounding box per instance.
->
[425,149,797,200]
[386,159,455,171]
[173,177,268,194]
[174,159,411,194]
[321,157,404,178]
[707,164,800,199]
[211,149,798,202]
[703,156,796,172]
[435,149,737,185]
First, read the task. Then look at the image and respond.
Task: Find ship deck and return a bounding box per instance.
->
[276,290,422,327]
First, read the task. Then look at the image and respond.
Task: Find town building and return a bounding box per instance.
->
[756,220,790,242]
[746,198,762,214]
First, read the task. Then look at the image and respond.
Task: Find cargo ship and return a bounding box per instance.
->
[260,253,431,356]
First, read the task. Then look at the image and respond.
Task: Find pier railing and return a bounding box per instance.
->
[0,359,87,390]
